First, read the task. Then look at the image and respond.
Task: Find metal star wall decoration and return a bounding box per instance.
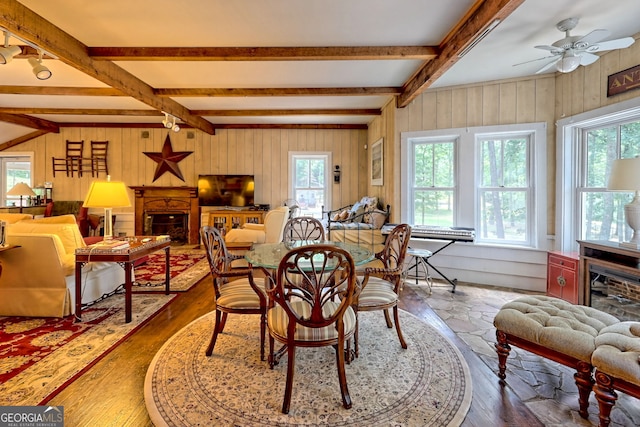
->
[144,134,193,182]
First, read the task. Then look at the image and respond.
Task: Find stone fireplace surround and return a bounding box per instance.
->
[130,186,199,245]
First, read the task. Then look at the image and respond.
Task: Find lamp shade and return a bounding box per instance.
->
[607,157,640,191]
[7,182,36,197]
[83,178,131,208]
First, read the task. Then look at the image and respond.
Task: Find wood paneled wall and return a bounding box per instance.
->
[7,128,368,214]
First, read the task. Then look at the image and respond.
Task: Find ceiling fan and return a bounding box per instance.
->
[516,17,635,74]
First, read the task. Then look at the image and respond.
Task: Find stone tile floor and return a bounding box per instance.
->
[407,280,640,427]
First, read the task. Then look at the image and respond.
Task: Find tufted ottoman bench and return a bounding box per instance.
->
[493,295,620,419]
[592,322,640,427]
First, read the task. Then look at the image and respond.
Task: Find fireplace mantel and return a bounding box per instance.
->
[130,186,199,244]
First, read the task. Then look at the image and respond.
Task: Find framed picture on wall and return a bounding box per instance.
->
[371,138,383,186]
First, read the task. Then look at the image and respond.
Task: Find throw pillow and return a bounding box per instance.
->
[631,323,640,337]
[368,209,388,229]
[338,209,350,221]
[349,202,366,222]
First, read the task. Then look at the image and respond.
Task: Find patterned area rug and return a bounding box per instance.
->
[145,309,472,426]
[134,248,209,292]
[0,292,176,406]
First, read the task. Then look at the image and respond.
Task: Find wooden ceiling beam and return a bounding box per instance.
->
[0,130,50,151]
[155,87,401,97]
[0,86,124,96]
[88,46,438,61]
[0,107,378,117]
[193,109,380,116]
[0,0,216,135]
[55,123,368,130]
[397,0,525,107]
[0,112,59,132]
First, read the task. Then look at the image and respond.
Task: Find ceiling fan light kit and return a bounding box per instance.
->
[517,17,635,74]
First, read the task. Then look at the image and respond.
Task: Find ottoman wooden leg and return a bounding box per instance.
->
[593,371,617,427]
[574,360,595,419]
[495,330,511,381]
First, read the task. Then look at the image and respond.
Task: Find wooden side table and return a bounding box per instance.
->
[75,237,171,323]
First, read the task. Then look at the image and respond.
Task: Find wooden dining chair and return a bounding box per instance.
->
[266,244,358,414]
[282,216,325,243]
[200,226,268,361]
[353,223,411,357]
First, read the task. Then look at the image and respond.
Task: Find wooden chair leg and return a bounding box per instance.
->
[574,360,595,419]
[383,308,393,328]
[393,306,407,349]
[259,312,266,361]
[495,330,511,381]
[205,310,223,356]
[594,371,618,427]
[282,344,297,414]
[335,336,352,409]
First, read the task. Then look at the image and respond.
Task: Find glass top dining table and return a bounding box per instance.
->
[244,240,375,270]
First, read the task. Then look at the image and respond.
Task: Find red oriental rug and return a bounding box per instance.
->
[0,292,176,407]
[134,249,209,292]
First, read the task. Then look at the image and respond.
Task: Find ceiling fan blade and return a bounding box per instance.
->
[589,37,635,52]
[576,29,611,46]
[580,52,600,66]
[535,44,561,52]
[535,57,560,74]
[513,55,559,67]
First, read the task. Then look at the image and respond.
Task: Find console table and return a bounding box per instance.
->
[75,236,171,323]
[578,240,640,310]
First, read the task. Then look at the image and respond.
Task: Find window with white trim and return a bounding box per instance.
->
[557,99,640,252]
[288,152,331,219]
[401,123,546,248]
[1,154,33,207]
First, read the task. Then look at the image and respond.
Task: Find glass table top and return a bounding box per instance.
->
[245,240,374,270]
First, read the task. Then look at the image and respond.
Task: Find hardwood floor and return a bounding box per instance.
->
[49,275,543,426]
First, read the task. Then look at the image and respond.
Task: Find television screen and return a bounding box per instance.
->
[198,175,255,207]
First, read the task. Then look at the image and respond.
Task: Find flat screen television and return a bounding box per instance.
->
[198,174,255,207]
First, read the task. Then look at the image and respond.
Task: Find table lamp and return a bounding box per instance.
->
[83,175,131,242]
[7,182,36,213]
[607,157,640,249]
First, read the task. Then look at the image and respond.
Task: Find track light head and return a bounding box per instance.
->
[28,57,52,80]
[172,124,180,132]
[0,45,21,64]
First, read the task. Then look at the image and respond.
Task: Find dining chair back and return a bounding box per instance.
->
[354,223,412,357]
[200,226,268,360]
[266,244,357,414]
[282,216,325,243]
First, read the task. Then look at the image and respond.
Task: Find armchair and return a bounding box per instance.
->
[225,206,290,244]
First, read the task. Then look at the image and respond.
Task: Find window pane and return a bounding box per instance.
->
[294,159,309,188]
[621,121,640,158]
[414,144,434,187]
[481,138,527,187]
[479,190,527,241]
[433,143,454,187]
[581,192,631,242]
[586,127,617,188]
[413,190,454,227]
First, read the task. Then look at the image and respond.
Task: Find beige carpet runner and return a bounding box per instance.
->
[145,309,472,426]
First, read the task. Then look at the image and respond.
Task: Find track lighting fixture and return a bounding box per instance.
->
[28,50,52,80]
[0,27,56,79]
[0,31,21,64]
[161,112,180,132]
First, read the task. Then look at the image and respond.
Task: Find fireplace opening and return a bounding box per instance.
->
[144,212,189,245]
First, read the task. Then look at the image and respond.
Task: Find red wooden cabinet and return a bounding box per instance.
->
[547,251,580,304]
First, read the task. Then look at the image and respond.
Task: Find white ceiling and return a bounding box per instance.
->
[1,0,639,145]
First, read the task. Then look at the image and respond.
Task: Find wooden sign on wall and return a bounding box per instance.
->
[607,64,640,97]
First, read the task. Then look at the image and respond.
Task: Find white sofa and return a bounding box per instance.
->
[0,214,125,317]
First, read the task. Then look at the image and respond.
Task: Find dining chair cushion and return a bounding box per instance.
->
[356,277,398,307]
[268,300,356,342]
[216,278,267,309]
